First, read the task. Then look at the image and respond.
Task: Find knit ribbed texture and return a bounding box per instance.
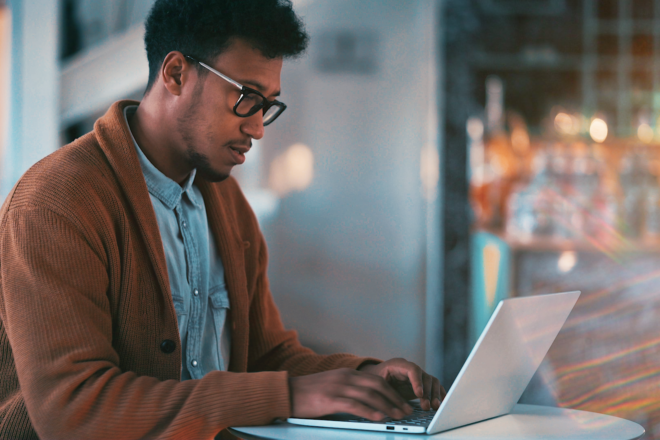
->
[0,100,380,440]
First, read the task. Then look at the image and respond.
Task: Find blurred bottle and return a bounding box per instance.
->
[619,151,644,238]
[643,159,660,242]
[549,147,575,239]
[505,148,554,239]
[467,116,493,228]
[644,186,660,241]
[529,150,554,237]
[591,175,620,244]
[505,151,528,238]
[479,76,510,230]
[571,148,600,239]
[505,183,535,239]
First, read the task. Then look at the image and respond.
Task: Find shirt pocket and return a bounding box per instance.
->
[171,294,188,338]
[209,284,231,370]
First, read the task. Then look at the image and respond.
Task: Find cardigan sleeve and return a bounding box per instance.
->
[0,206,291,440]
[245,230,382,376]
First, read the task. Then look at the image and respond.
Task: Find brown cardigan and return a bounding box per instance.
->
[0,100,377,439]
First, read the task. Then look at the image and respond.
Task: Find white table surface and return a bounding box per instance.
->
[229,404,645,440]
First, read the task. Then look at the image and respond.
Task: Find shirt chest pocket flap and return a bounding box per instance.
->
[209,284,231,351]
[209,285,230,310]
[171,294,188,336]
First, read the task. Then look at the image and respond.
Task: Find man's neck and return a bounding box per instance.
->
[127,103,193,185]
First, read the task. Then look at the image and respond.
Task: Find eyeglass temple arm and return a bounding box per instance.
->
[184,55,244,90]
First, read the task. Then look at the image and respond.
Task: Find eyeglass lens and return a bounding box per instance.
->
[235,91,282,125]
[263,105,281,124]
[235,93,262,116]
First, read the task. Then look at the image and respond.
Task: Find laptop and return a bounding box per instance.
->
[287,290,580,434]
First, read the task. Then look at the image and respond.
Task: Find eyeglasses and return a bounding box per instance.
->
[184,55,286,126]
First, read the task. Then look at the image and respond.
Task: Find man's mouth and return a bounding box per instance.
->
[229,145,248,164]
[230,145,250,154]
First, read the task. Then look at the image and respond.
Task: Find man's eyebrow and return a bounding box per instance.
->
[243,79,281,97]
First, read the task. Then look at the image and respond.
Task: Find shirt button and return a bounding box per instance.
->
[193,289,199,296]
[182,220,187,228]
[191,360,198,367]
[160,340,176,354]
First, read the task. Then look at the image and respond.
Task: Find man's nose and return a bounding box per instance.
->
[241,113,265,140]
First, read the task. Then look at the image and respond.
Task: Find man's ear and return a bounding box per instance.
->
[161,51,192,96]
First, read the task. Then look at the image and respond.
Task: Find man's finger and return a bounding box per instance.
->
[420,373,433,410]
[438,378,447,400]
[354,373,412,414]
[404,364,425,399]
[343,386,408,420]
[431,376,443,410]
[439,383,448,406]
[334,397,386,422]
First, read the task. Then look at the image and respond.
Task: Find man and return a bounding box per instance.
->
[0,0,444,438]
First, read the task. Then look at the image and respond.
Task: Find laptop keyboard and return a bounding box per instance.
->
[345,401,437,427]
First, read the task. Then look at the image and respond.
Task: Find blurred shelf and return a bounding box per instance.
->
[470,51,659,72]
[60,24,147,127]
[477,229,660,254]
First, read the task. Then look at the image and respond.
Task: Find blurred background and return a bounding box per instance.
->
[2,0,660,438]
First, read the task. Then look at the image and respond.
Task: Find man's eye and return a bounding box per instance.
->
[243,94,261,105]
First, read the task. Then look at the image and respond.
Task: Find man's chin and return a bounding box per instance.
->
[186,150,232,182]
[196,166,231,183]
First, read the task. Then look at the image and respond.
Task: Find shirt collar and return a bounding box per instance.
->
[124,105,202,210]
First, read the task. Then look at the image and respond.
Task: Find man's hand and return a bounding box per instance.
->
[289,368,413,421]
[358,358,446,411]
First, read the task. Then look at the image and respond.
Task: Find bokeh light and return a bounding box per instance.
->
[589,118,608,143]
[558,251,577,273]
[268,143,314,197]
[467,117,484,141]
[554,112,581,135]
[638,123,654,144]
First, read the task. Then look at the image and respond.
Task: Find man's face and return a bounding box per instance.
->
[177,39,283,182]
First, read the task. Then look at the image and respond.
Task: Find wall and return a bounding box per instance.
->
[260,0,441,368]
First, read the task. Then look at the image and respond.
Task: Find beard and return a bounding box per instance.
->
[186,147,231,182]
[176,80,232,183]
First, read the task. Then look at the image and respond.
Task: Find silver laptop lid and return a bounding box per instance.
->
[428,291,580,434]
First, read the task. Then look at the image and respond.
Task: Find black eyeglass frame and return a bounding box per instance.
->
[184,55,287,126]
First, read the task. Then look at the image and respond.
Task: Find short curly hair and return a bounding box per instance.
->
[144,0,309,92]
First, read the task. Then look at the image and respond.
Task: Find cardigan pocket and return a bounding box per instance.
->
[209,285,231,370]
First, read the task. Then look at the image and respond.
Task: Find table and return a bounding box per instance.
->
[229,404,645,440]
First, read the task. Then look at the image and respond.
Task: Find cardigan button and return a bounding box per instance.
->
[160,339,176,354]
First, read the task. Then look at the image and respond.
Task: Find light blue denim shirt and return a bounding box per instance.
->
[124,106,231,380]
